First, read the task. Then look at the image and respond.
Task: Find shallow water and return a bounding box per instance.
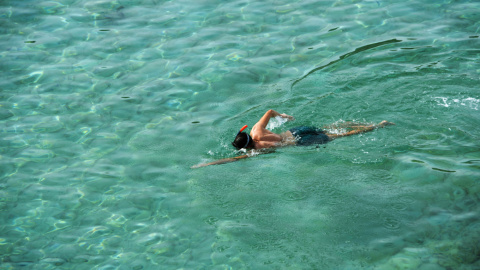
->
[1,0,479,269]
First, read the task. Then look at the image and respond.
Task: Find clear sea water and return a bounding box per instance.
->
[1,0,479,269]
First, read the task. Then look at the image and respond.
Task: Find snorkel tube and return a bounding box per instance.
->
[238,125,248,134]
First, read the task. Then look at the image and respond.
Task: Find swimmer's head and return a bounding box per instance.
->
[232,125,254,150]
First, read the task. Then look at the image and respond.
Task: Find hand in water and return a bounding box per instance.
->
[280,113,295,121]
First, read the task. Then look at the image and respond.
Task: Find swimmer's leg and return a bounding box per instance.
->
[326,120,394,139]
[324,121,374,131]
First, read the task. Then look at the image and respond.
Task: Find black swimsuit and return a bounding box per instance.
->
[289,126,330,146]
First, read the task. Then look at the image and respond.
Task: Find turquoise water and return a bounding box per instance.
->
[1,0,479,269]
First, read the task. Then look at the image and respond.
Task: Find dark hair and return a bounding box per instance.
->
[232,132,254,149]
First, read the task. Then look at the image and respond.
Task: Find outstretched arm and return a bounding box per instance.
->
[191,154,250,168]
[191,150,276,168]
[326,120,394,139]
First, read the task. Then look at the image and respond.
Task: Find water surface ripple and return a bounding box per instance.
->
[1,0,479,269]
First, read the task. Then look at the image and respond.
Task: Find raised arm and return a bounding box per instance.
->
[255,109,294,129]
[256,109,279,129]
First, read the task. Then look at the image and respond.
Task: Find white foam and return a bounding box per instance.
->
[267,116,288,130]
[434,97,479,110]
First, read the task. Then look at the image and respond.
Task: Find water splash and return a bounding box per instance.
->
[266,116,288,130]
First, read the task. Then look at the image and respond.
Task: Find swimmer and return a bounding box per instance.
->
[232,109,394,150]
[191,109,394,168]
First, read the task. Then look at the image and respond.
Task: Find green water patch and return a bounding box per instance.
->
[1,0,480,269]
